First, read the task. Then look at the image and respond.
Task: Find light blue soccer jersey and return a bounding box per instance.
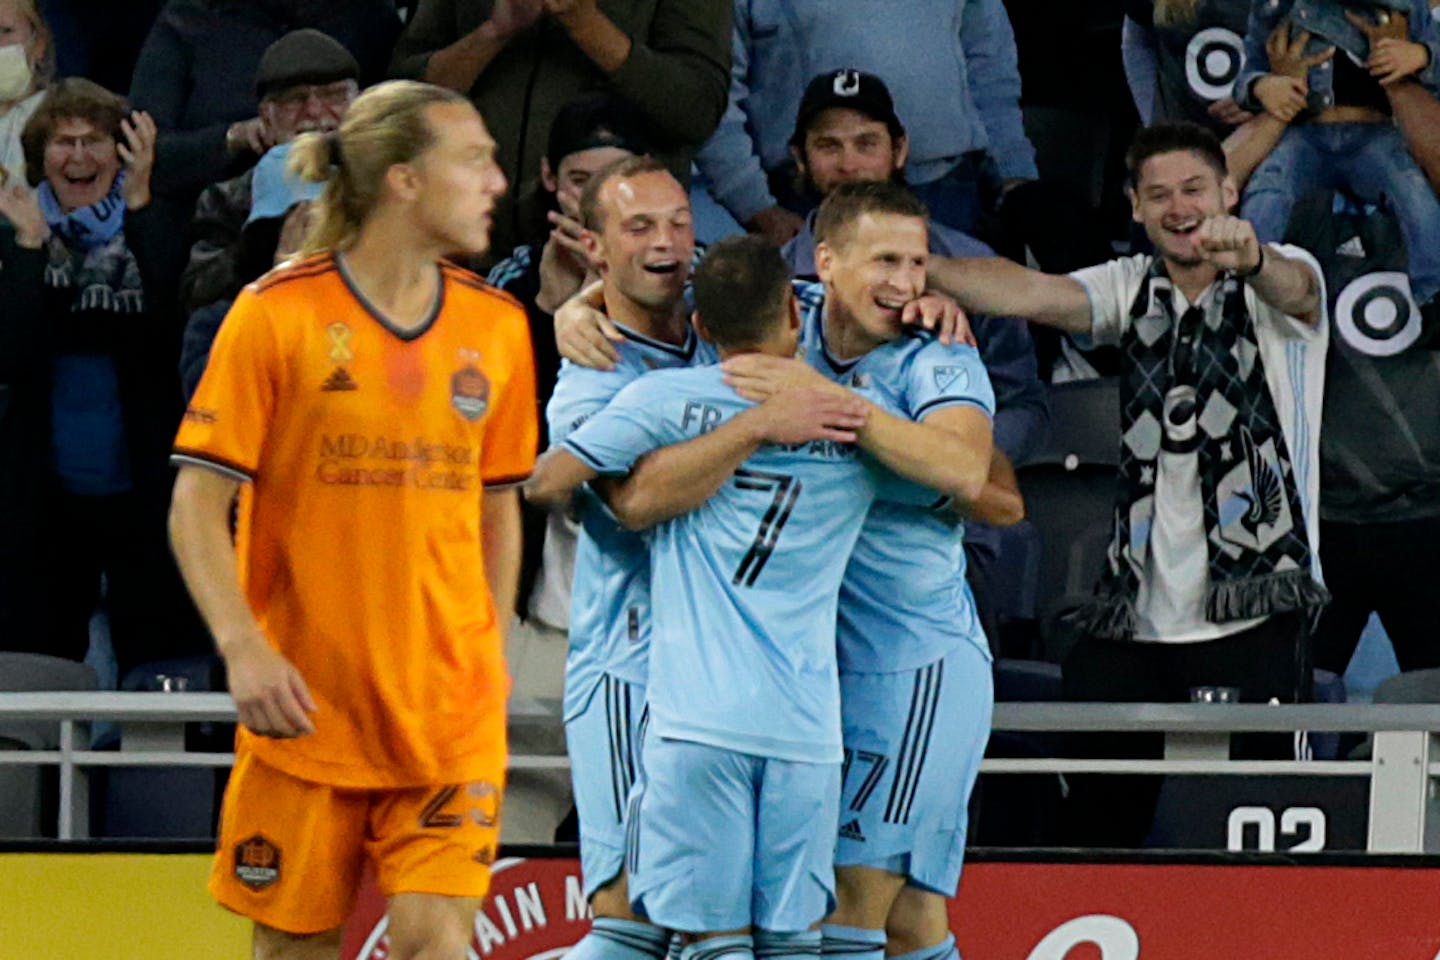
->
[561,364,929,763]
[795,282,997,672]
[547,324,717,721]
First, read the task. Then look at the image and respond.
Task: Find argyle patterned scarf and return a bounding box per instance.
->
[1072,258,1330,640]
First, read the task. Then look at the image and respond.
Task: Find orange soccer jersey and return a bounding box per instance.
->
[174,253,537,789]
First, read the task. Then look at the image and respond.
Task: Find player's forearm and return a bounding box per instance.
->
[482,489,523,636]
[856,405,991,505]
[525,448,599,507]
[1248,245,1321,324]
[606,412,767,531]
[957,448,1024,526]
[168,467,266,657]
[927,257,1092,335]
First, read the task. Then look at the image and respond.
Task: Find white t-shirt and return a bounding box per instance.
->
[528,510,577,630]
[1070,245,1329,643]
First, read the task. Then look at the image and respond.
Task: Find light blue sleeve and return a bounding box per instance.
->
[905,341,996,421]
[865,458,953,509]
[547,362,630,446]
[693,3,781,224]
[559,378,670,476]
[959,0,1038,180]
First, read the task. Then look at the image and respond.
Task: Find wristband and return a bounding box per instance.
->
[1235,246,1265,279]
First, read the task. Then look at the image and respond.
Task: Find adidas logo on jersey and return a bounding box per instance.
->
[839,819,865,842]
[321,367,358,391]
[1336,236,1367,259]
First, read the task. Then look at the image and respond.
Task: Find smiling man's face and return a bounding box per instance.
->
[43,116,120,212]
[1130,148,1237,268]
[816,210,929,345]
[591,169,695,311]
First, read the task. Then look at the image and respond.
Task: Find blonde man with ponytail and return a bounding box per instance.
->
[169,79,537,960]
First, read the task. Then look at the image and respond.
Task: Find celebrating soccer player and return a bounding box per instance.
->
[531,234,944,960]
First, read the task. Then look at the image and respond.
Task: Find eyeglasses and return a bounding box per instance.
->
[45,133,115,156]
[268,82,355,112]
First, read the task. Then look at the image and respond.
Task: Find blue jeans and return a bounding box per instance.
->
[1242,123,1440,302]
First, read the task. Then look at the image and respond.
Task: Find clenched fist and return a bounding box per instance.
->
[1196,214,1263,274]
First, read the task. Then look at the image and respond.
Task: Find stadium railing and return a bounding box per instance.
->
[3,694,1440,849]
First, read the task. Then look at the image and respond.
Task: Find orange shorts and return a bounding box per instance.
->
[209,747,505,934]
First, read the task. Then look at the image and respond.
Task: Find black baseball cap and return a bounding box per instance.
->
[790,69,905,148]
[546,93,653,173]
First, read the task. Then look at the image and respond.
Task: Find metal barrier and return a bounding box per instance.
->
[3,694,1440,849]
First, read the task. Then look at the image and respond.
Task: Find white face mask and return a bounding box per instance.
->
[0,44,35,103]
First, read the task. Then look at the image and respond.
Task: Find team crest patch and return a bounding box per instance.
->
[451,358,490,421]
[234,834,281,890]
[932,365,968,393]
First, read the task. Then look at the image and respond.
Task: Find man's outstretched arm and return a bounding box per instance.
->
[927,257,1094,335]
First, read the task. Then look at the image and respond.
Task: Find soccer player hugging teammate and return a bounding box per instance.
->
[531,155,712,960]
[169,81,534,960]
[545,179,1017,960]
[721,181,1011,960]
[530,231,952,960]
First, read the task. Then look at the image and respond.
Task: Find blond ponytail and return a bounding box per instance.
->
[285,79,471,255]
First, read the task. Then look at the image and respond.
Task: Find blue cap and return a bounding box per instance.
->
[246,141,325,225]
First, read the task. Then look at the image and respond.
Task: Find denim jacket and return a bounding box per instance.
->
[1234,0,1440,113]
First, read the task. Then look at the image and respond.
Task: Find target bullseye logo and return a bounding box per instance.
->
[1335,271,1420,357]
[1185,27,1244,101]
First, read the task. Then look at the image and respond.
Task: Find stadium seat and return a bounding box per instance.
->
[994,657,1062,702]
[1371,667,1440,704]
[1028,377,1121,470]
[0,653,98,838]
[1013,377,1120,663]
[96,655,227,839]
[1344,668,1440,763]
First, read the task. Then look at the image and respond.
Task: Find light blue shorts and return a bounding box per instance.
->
[628,730,840,933]
[835,642,993,894]
[565,674,646,898]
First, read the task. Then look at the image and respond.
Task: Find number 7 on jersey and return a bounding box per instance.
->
[732,469,801,587]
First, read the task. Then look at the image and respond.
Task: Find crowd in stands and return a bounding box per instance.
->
[2,0,1439,847]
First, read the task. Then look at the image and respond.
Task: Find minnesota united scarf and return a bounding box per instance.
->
[1073,258,1329,640]
[37,172,144,314]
